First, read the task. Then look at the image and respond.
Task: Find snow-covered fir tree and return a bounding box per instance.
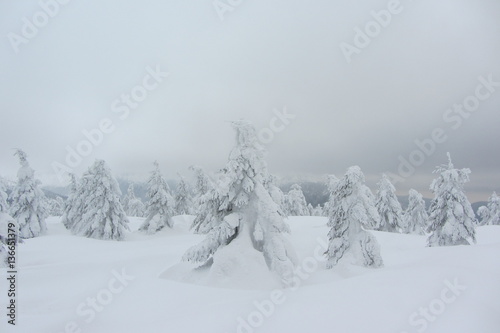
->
[427,153,476,247]
[402,189,428,235]
[174,175,193,215]
[323,175,339,217]
[263,174,287,217]
[61,173,79,230]
[70,160,130,241]
[48,197,65,216]
[9,149,48,239]
[0,181,20,267]
[122,184,145,217]
[189,166,215,233]
[375,174,403,233]
[284,184,309,216]
[325,166,383,268]
[0,178,9,213]
[478,192,500,226]
[183,121,297,285]
[311,204,324,217]
[139,161,175,234]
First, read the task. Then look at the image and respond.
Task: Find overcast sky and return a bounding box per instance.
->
[1,0,499,201]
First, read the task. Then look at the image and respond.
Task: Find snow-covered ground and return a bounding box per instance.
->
[2,216,499,333]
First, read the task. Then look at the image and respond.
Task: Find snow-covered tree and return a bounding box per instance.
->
[139,161,175,234]
[284,184,309,216]
[9,150,48,239]
[375,174,403,233]
[402,189,428,235]
[0,178,9,213]
[183,121,297,285]
[0,181,20,267]
[48,197,65,216]
[478,192,500,226]
[174,175,193,215]
[70,160,130,241]
[311,204,324,217]
[189,166,215,233]
[325,166,383,268]
[61,173,79,230]
[122,184,145,217]
[263,174,287,217]
[324,175,339,217]
[427,153,476,247]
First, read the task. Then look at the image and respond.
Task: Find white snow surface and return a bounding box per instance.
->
[1,216,499,333]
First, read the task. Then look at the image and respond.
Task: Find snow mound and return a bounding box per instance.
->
[161,226,281,290]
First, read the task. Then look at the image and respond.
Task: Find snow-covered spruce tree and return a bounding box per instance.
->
[402,189,428,235]
[48,197,65,216]
[326,166,383,268]
[189,166,215,233]
[139,161,175,234]
[0,181,20,267]
[61,173,80,230]
[9,150,48,239]
[427,153,476,247]
[284,184,309,216]
[311,204,324,217]
[183,121,297,284]
[174,175,193,215]
[478,192,500,226]
[323,175,339,217]
[70,160,130,240]
[122,184,145,217]
[263,174,287,217]
[375,174,403,233]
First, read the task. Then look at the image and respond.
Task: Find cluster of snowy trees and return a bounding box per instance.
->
[1,123,497,284]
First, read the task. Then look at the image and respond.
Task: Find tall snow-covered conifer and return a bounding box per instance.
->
[61,173,79,230]
[189,166,215,233]
[9,150,48,239]
[139,161,175,233]
[478,192,500,226]
[427,153,476,247]
[174,175,193,215]
[402,189,428,235]
[375,174,403,233]
[326,166,383,268]
[123,184,145,217]
[183,121,297,285]
[70,160,130,240]
[284,184,309,216]
[0,180,19,267]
